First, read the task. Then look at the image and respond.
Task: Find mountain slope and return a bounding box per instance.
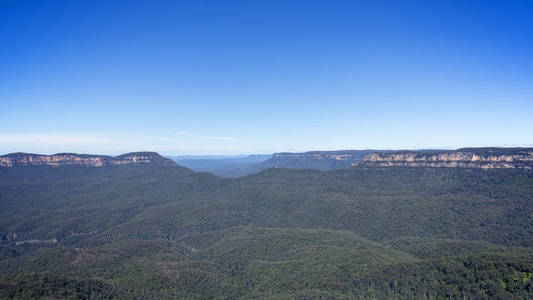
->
[0,152,177,167]
[362,147,533,169]
[169,147,533,177]
[1,159,532,298]
[258,150,375,171]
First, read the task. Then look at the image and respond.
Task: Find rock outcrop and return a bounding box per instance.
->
[0,152,176,167]
[360,148,533,169]
[271,151,370,161]
[261,150,377,171]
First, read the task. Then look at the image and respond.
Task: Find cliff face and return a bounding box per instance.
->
[262,150,375,171]
[0,152,176,167]
[361,148,533,169]
[271,151,370,161]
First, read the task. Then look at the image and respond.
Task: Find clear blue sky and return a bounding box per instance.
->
[1,0,532,155]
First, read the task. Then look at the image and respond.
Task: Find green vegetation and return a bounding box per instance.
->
[259,150,373,171]
[1,164,532,298]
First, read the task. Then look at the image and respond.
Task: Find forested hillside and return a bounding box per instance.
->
[1,164,532,299]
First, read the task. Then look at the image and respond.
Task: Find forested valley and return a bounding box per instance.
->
[1,164,532,299]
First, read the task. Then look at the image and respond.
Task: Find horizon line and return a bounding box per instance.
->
[2,145,533,157]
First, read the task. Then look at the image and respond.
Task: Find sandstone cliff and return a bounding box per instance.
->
[361,148,533,169]
[262,150,376,171]
[271,151,372,161]
[0,152,176,167]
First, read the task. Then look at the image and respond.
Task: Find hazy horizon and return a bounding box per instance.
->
[2,143,533,157]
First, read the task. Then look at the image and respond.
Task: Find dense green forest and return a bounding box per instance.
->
[1,164,532,299]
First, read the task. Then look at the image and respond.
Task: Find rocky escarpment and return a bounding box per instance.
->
[262,150,377,171]
[361,148,533,169]
[272,151,374,161]
[0,152,176,167]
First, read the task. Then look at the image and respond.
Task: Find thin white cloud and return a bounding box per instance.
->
[0,133,183,155]
[0,132,244,155]
[177,131,190,135]
[200,136,238,142]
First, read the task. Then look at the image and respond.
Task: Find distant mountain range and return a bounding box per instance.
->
[169,147,533,176]
[170,150,403,176]
[169,154,271,177]
[2,148,532,175]
[0,152,176,167]
[260,150,383,171]
[361,147,533,169]
[1,152,532,298]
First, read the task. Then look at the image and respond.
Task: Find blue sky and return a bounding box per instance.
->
[1,0,532,155]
